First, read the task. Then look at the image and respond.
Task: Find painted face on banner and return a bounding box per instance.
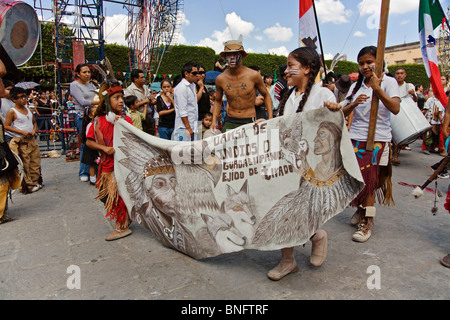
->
[146,173,178,217]
[313,127,332,156]
[225,52,242,68]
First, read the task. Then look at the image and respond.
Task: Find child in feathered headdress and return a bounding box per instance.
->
[86,80,134,241]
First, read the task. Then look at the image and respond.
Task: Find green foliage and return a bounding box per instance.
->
[19,28,432,90]
[20,22,74,86]
[387,64,430,88]
[104,44,130,81]
[20,23,57,80]
[152,46,287,80]
[325,60,359,75]
[242,53,287,79]
[153,45,216,79]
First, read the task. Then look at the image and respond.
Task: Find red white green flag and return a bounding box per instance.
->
[419,0,448,107]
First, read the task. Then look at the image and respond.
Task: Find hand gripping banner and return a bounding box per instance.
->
[114,108,365,259]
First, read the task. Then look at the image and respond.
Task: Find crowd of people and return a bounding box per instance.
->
[0,36,449,275]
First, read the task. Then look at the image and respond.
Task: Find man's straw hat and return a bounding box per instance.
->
[220,36,248,58]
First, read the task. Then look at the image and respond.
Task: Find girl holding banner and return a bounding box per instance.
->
[267,47,341,281]
[342,46,400,243]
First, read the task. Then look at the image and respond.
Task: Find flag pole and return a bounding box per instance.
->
[312,0,327,79]
[366,0,390,151]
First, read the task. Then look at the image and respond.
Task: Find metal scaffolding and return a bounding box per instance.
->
[31,0,183,99]
[32,0,110,101]
[438,5,450,76]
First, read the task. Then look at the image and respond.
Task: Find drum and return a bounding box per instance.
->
[390,97,431,145]
[0,1,39,66]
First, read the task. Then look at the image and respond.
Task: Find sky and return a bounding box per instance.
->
[24,0,450,63]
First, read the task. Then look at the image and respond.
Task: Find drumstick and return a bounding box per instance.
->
[413,155,450,198]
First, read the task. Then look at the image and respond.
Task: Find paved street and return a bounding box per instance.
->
[0,139,449,301]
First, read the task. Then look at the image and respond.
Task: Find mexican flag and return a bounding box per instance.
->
[299,0,322,56]
[419,0,448,107]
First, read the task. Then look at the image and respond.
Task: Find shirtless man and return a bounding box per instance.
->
[211,38,273,132]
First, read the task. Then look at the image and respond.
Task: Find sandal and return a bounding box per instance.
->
[105,228,132,241]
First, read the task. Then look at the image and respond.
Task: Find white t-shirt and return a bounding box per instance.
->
[423,97,444,125]
[346,75,400,142]
[283,82,336,115]
[0,98,14,121]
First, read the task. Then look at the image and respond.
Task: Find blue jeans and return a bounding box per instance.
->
[76,115,90,179]
[158,127,174,140]
[171,128,197,141]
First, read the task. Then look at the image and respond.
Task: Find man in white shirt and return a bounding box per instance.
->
[172,62,199,141]
[423,88,445,155]
[125,69,157,135]
[391,67,418,165]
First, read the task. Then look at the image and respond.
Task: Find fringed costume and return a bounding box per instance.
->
[86,84,133,233]
[0,119,21,223]
[350,140,394,208]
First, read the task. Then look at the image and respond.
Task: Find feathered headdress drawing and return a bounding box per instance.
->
[118,132,222,222]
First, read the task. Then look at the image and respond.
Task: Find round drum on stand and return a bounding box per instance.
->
[0,1,39,66]
[390,98,431,146]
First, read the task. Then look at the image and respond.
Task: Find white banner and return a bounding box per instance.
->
[114,108,364,259]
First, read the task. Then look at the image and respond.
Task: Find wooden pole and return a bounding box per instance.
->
[366,0,390,151]
[312,1,327,79]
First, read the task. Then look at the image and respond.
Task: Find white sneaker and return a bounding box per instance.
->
[31,185,40,192]
[80,176,89,182]
[352,223,372,242]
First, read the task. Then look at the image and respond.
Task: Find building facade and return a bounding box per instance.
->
[384,41,423,66]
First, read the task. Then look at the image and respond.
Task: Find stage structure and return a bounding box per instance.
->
[32,0,106,101]
[125,0,183,79]
[438,5,450,76]
[31,0,183,101]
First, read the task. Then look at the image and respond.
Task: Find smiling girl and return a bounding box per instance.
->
[267,47,340,281]
[342,46,400,243]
